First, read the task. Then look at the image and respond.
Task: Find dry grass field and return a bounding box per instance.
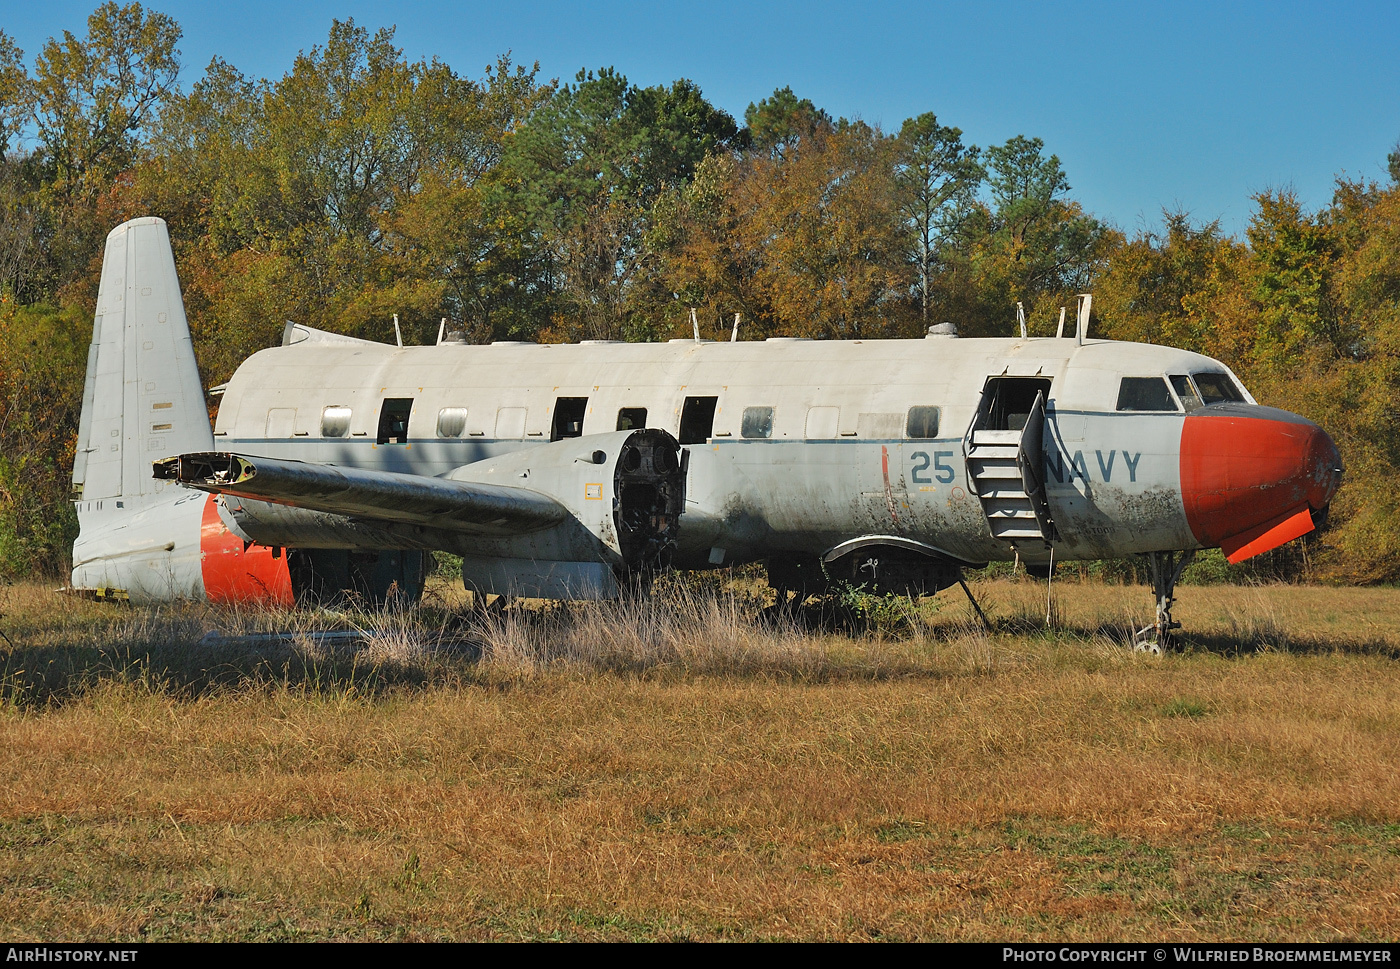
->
[0,575,1395,941]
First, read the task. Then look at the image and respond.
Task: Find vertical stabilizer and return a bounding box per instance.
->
[72,217,213,501]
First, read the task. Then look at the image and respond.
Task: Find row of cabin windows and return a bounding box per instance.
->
[314,398,944,443]
[740,405,940,440]
[1116,372,1245,413]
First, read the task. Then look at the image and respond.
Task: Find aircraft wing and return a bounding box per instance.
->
[153,452,568,536]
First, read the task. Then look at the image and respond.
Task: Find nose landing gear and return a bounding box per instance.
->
[1133,550,1196,653]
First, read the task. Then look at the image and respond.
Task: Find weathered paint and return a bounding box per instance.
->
[1180,405,1341,551]
[71,217,1344,603]
[198,495,293,605]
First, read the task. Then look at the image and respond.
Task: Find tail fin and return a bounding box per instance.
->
[71,217,213,502]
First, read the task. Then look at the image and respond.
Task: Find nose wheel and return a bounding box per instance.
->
[1133,550,1196,653]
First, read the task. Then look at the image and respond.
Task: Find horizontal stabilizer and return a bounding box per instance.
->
[154,452,568,536]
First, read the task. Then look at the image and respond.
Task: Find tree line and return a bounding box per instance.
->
[0,3,1397,583]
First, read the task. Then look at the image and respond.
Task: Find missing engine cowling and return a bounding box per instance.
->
[613,428,686,577]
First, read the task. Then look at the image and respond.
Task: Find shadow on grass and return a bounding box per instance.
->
[0,602,485,708]
[2,580,1395,707]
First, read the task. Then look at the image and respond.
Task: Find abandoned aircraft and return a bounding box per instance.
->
[69,217,1342,647]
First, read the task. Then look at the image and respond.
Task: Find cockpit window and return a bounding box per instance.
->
[1116,376,1179,412]
[1192,371,1245,405]
[1169,375,1203,412]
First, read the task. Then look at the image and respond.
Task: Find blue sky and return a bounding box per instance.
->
[4,0,1398,237]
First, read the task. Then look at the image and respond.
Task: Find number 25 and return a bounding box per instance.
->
[911,450,955,484]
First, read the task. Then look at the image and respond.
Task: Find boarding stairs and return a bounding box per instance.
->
[966,429,1045,543]
[964,389,1057,548]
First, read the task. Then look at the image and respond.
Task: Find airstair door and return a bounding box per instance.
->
[1017,392,1058,543]
[964,377,1054,548]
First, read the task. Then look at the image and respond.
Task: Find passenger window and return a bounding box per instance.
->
[321,405,351,438]
[678,396,718,444]
[905,406,941,439]
[1192,372,1245,405]
[617,407,647,431]
[436,407,467,438]
[742,406,773,439]
[551,397,588,441]
[376,398,414,444]
[1169,375,1203,412]
[1116,377,1178,412]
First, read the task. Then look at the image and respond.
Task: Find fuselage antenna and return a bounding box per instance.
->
[1076,294,1092,345]
[393,314,404,348]
[690,307,700,341]
[436,318,446,345]
[1057,306,1067,338]
[730,312,741,342]
[1016,301,1027,339]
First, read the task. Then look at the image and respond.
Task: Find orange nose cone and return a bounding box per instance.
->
[1180,406,1341,558]
[1302,422,1343,511]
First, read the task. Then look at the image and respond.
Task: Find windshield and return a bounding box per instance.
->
[1169,375,1203,411]
[1191,371,1245,405]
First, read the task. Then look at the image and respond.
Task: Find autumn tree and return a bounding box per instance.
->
[1246,189,1348,366]
[660,103,913,339]
[744,86,828,159]
[502,68,737,340]
[1093,211,1253,358]
[948,135,1114,335]
[24,3,180,295]
[896,112,982,324]
[139,22,551,379]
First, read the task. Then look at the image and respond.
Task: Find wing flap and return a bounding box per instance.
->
[154,452,568,535]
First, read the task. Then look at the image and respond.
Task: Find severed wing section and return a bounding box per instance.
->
[154,452,568,536]
[153,428,688,600]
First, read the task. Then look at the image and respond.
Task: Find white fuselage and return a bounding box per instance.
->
[212,334,1250,569]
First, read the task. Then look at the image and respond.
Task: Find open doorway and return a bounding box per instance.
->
[678,396,718,444]
[978,378,1051,431]
[551,397,588,441]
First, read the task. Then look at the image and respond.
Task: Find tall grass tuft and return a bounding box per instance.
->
[471,583,832,678]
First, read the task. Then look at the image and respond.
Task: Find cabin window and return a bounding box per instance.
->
[436,407,467,438]
[495,407,527,439]
[377,398,414,444]
[1116,377,1178,412]
[1192,371,1245,405]
[321,405,352,438]
[617,407,647,430]
[551,397,588,441]
[742,406,773,439]
[678,396,718,444]
[1169,375,1203,411]
[905,406,941,439]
